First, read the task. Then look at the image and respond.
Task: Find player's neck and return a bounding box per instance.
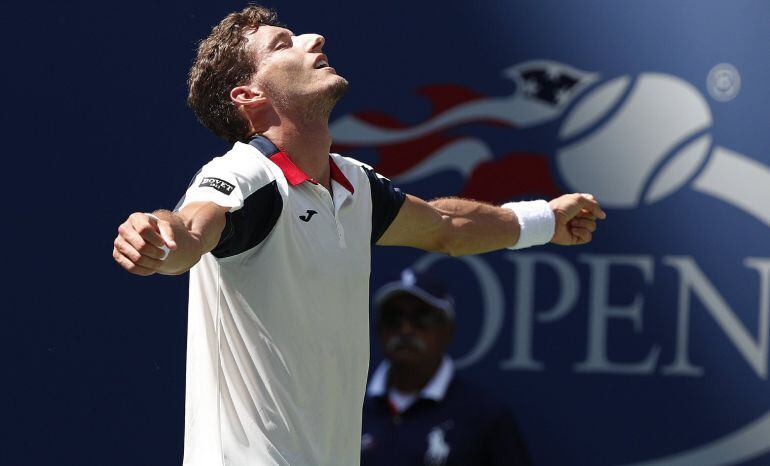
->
[264,121,333,190]
[387,358,443,394]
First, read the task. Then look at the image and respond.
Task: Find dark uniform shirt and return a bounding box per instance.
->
[361,361,531,466]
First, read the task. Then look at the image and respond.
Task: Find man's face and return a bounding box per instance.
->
[245,25,348,112]
[377,293,453,367]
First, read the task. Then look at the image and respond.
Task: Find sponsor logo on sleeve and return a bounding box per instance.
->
[199,177,235,195]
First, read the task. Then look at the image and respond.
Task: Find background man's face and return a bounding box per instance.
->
[246,25,348,111]
[377,293,453,367]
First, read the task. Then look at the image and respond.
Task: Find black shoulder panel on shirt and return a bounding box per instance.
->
[211,180,283,258]
[364,167,406,244]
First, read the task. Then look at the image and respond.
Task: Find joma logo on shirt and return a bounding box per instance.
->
[299,210,318,222]
[199,177,235,195]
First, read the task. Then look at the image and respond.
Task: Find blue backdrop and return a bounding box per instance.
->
[6,1,770,465]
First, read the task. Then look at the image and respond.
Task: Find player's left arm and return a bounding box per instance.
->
[376,193,606,256]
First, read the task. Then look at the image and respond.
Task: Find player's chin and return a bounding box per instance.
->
[312,77,348,107]
[326,75,349,95]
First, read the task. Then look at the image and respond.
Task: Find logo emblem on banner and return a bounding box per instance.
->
[332,60,770,466]
[332,61,770,225]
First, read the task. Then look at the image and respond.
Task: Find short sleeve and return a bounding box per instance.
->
[176,149,257,212]
[175,144,283,258]
[363,167,406,244]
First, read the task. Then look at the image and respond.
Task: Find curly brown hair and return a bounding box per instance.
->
[187,5,283,143]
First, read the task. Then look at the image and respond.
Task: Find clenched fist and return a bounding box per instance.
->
[549,193,606,246]
[113,212,178,276]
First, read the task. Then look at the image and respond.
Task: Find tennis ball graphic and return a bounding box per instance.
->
[556,73,713,208]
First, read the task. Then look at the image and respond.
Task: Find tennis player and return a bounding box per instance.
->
[112,5,605,466]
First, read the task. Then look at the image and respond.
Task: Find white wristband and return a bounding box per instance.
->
[145,213,171,260]
[502,200,555,250]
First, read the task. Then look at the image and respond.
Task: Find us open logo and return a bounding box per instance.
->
[332,61,770,465]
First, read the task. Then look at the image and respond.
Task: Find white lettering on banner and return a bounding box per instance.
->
[411,253,770,378]
[412,254,505,368]
[500,253,579,371]
[574,254,661,375]
[662,256,770,379]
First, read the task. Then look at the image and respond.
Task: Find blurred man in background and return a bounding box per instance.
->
[361,269,531,466]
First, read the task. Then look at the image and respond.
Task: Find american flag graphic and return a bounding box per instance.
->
[331,60,599,204]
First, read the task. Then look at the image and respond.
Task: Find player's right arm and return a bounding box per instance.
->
[112,201,229,276]
[115,141,281,275]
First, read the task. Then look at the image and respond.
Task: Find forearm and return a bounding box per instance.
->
[428,197,521,256]
[149,210,205,275]
[151,203,226,275]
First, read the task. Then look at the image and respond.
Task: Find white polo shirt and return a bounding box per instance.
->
[176,135,405,466]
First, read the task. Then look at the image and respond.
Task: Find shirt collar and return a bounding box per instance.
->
[367,356,455,401]
[248,134,355,194]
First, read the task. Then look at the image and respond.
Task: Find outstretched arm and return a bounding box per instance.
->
[112,201,229,276]
[377,193,606,256]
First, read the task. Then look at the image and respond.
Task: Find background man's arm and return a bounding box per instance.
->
[377,194,606,256]
[112,201,229,276]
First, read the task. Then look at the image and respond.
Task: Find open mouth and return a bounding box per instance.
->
[314,54,331,69]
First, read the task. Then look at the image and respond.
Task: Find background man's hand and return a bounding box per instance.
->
[549,193,607,246]
[113,212,178,276]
